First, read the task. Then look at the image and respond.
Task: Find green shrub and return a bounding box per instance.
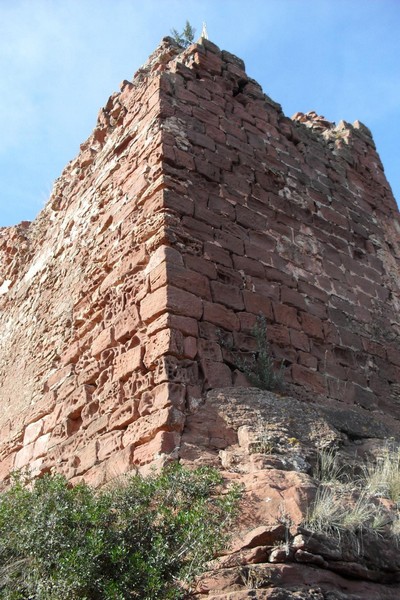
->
[171,21,196,48]
[0,466,239,599]
[232,315,285,392]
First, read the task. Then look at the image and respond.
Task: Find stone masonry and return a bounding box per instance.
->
[0,37,399,485]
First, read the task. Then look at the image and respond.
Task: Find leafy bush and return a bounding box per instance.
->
[0,466,239,599]
[171,21,196,48]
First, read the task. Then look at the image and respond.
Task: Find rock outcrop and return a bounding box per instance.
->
[1,36,400,597]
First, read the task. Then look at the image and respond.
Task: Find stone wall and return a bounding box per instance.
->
[0,37,399,485]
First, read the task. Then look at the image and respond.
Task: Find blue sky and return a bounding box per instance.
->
[0,0,399,226]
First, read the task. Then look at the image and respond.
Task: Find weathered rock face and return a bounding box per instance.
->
[184,388,400,599]
[0,35,400,596]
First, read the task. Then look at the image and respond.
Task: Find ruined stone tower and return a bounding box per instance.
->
[0,36,399,489]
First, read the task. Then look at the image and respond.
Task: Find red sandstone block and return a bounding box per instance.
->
[99,247,147,292]
[332,346,356,368]
[270,344,297,364]
[304,299,327,320]
[362,339,387,359]
[109,399,139,430]
[133,430,181,466]
[337,327,363,351]
[244,240,275,265]
[281,287,307,311]
[264,266,295,287]
[169,315,199,337]
[33,433,51,459]
[146,244,183,274]
[204,147,233,171]
[153,356,198,386]
[23,419,44,446]
[182,215,215,241]
[243,291,273,319]
[214,230,244,255]
[77,360,100,387]
[194,157,220,182]
[174,85,199,104]
[114,306,140,342]
[323,321,340,344]
[199,321,228,342]
[354,304,373,324]
[149,382,187,412]
[324,356,347,379]
[140,285,203,323]
[97,431,124,462]
[225,133,254,157]
[251,278,280,301]
[166,263,211,300]
[291,364,326,394]
[201,360,232,390]
[91,327,114,358]
[85,414,109,439]
[193,51,223,75]
[299,312,324,339]
[46,364,75,391]
[345,367,369,389]
[207,125,226,145]
[188,129,216,152]
[215,264,243,287]
[0,454,15,485]
[61,385,93,420]
[289,329,310,352]
[369,373,392,398]
[186,79,211,100]
[183,336,198,359]
[375,357,399,383]
[122,407,185,449]
[327,308,348,329]
[144,329,184,368]
[319,206,349,229]
[203,301,240,331]
[60,340,81,366]
[238,312,258,333]
[173,147,195,171]
[211,281,244,310]
[198,339,223,362]
[273,303,300,330]
[266,324,290,346]
[233,255,264,278]
[233,331,258,352]
[204,242,232,268]
[343,383,377,411]
[223,172,251,196]
[114,346,142,380]
[386,346,400,367]
[185,254,217,280]
[163,189,194,216]
[24,392,57,426]
[75,440,98,475]
[14,443,35,470]
[297,352,318,370]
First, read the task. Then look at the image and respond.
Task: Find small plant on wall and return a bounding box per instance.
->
[220,314,285,392]
[171,21,196,48]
